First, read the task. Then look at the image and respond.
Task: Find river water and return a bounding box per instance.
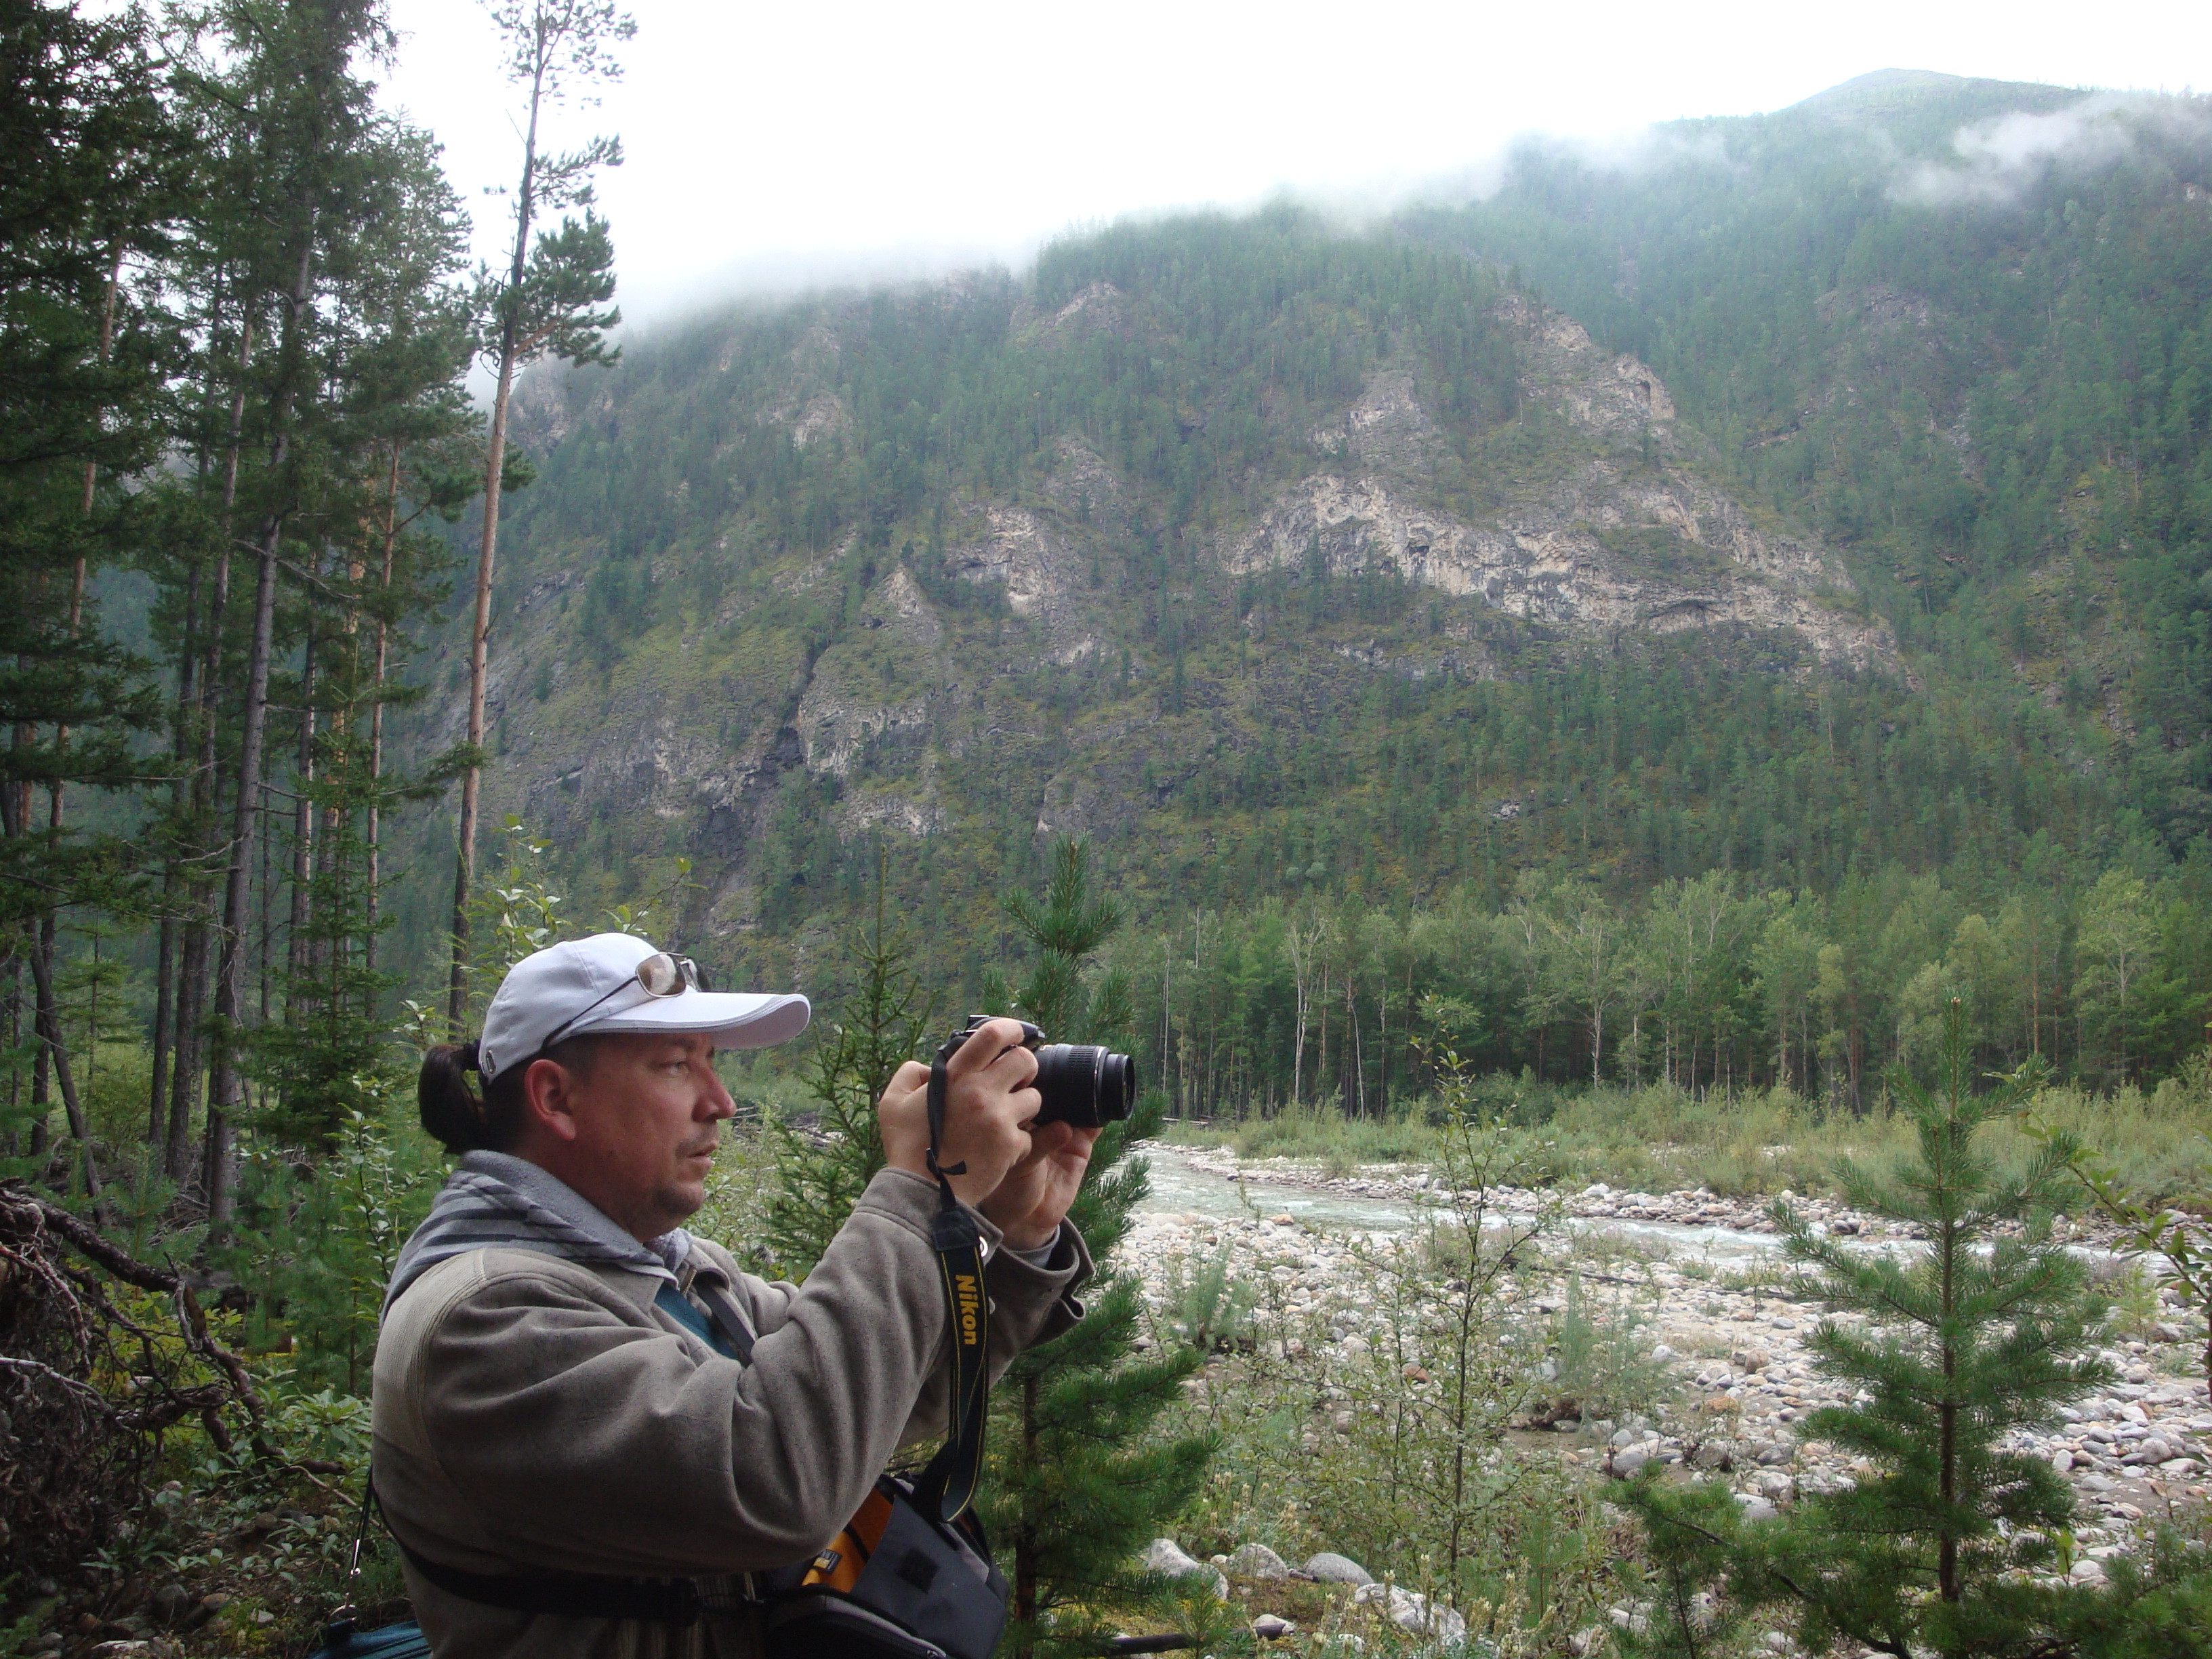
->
[1133,1143,2148,1272]
[1134,1143,1791,1263]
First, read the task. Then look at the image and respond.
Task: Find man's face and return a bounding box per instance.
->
[543,1031,735,1242]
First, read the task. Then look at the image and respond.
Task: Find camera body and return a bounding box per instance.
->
[936,1015,1136,1129]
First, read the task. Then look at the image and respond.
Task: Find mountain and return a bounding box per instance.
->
[382,77,2212,994]
[1411,75,2212,825]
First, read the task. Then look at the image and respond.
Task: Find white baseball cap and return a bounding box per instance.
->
[476,933,811,1082]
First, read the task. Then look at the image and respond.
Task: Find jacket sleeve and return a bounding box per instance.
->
[397,1168,1084,1577]
[705,1183,1092,1446]
[897,1218,1094,1446]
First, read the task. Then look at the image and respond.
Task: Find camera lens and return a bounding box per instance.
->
[1031,1044,1137,1128]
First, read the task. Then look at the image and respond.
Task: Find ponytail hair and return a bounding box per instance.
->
[419,1040,488,1154]
[417,1036,601,1155]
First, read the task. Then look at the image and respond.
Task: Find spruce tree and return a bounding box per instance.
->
[0,0,178,1190]
[979,840,1212,1659]
[1621,1002,2177,1659]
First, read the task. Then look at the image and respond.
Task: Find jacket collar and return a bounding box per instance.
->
[383,1151,701,1315]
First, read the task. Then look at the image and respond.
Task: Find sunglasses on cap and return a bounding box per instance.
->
[537,950,710,1052]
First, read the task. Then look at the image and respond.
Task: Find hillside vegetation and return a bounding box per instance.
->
[377,75,2212,1110]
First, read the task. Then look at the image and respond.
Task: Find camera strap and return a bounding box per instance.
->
[913,1049,990,1525]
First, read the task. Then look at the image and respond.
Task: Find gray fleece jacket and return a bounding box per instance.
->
[371,1158,1089,1659]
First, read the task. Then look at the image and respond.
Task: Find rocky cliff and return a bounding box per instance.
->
[427,245,1904,953]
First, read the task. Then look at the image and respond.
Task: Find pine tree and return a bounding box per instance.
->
[979,840,1213,1659]
[0,0,178,1191]
[1620,1001,2190,1659]
[448,0,630,1029]
[763,857,936,1275]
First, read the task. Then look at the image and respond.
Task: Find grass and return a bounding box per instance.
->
[1164,1073,2212,1208]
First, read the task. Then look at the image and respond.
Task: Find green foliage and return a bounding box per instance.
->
[228,1104,446,1395]
[1120,848,2212,1128]
[1549,1271,1668,1425]
[979,841,1211,1658]
[1619,1002,2187,1658]
[1160,1244,1258,1353]
[2036,1070,2212,1387]
[763,861,935,1275]
[1163,1097,1625,1650]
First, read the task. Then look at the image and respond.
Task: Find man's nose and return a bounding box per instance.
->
[700,1064,736,1119]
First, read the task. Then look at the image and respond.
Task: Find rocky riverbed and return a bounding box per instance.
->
[1121,1143,2212,1631]
[1164,1143,2152,1254]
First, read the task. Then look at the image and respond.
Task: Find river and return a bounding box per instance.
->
[1132,1142,2148,1271]
[1134,1142,1792,1261]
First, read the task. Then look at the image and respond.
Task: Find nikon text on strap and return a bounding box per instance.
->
[912,1042,991,1524]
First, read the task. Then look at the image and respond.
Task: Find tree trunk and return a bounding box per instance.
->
[451,61,548,1031]
[168,306,251,1183]
[0,781,99,1197]
[207,232,314,1231]
[289,613,317,984]
[206,521,281,1228]
[366,444,398,977]
[150,541,208,1151]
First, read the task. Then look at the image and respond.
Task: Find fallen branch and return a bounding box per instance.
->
[11,1183,279,1461]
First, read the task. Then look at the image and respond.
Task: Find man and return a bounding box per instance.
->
[372,933,1095,1658]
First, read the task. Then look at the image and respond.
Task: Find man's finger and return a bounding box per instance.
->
[946,1017,1034,1078]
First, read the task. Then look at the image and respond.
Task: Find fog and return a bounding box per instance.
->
[378,0,2211,330]
[1897,94,2212,205]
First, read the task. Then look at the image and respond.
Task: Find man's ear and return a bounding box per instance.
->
[522,1056,581,1143]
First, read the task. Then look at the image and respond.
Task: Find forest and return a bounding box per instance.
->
[7,3,2212,1652]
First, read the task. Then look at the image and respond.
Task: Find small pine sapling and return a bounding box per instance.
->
[1622,1002,2116,1659]
[763,859,934,1276]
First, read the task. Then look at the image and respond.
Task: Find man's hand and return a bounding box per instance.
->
[879,1017,1040,1211]
[977,1120,1101,1251]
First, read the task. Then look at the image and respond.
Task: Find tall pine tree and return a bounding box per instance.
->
[980,840,1212,1659]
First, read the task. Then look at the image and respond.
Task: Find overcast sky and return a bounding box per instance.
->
[379,0,2212,331]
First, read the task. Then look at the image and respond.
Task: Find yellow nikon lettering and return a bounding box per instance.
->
[954,1273,981,1345]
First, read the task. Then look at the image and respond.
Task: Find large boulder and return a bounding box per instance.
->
[1227,1542,1292,1580]
[1305,1551,1375,1585]
[1354,1582,1467,1644]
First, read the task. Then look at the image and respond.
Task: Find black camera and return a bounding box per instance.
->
[937,1015,1136,1129]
